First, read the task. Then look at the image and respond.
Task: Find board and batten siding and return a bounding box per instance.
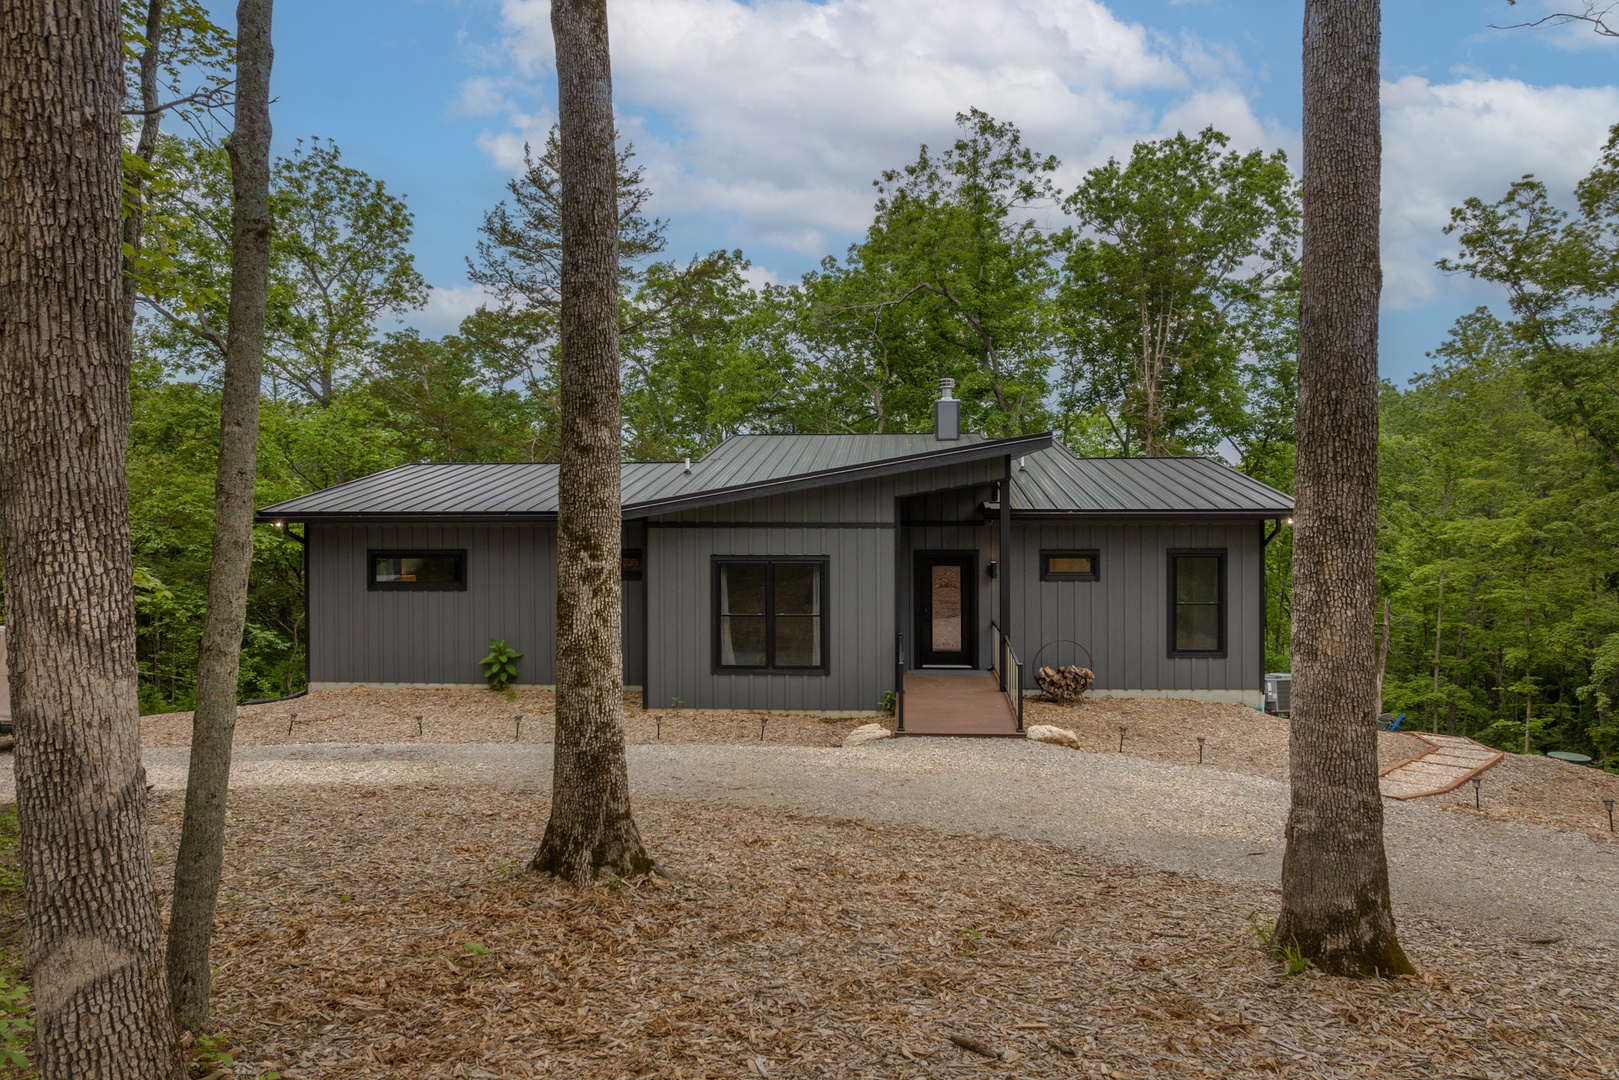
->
[641,461,1007,712]
[1009,519,1265,706]
[307,522,649,689]
[643,524,893,713]
[308,524,558,687]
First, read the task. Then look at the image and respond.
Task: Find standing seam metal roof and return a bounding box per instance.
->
[255,433,1292,519]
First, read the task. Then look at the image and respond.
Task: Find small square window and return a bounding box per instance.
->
[622,549,644,580]
[368,550,466,591]
[1041,550,1099,581]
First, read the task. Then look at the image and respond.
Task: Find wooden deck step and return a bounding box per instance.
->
[898,673,1022,738]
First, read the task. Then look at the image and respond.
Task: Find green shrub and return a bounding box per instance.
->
[479,639,522,691]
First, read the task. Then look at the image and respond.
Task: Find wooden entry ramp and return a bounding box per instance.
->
[898,673,1023,737]
[1379,732,1504,800]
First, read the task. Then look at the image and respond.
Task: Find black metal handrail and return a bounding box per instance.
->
[895,633,906,732]
[990,621,1025,733]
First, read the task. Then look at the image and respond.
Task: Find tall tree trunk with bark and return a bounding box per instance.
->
[165,0,274,1033]
[529,0,656,883]
[0,1,186,1074]
[1276,0,1414,978]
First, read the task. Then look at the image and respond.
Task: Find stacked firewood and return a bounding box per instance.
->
[1036,664,1095,702]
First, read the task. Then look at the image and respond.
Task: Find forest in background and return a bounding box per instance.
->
[20,7,1611,763]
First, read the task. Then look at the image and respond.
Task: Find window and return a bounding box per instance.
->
[368,550,466,591]
[714,559,828,672]
[1169,550,1225,656]
[1041,549,1100,581]
[622,549,644,580]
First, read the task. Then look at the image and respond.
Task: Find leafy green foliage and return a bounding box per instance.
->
[479,640,523,692]
[1060,127,1300,458]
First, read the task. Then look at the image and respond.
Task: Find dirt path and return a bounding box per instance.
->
[66,738,1619,948]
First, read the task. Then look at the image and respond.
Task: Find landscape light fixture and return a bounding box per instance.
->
[288,711,297,736]
[514,714,524,742]
[1197,735,1206,765]
[1471,775,1483,810]
[416,714,423,736]
[656,714,662,740]
[1606,798,1615,833]
[759,716,768,741]
[1118,725,1127,753]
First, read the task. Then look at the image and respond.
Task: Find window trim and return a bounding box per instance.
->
[621,548,644,581]
[711,556,831,675]
[1040,549,1100,582]
[1168,549,1227,658]
[367,549,468,592]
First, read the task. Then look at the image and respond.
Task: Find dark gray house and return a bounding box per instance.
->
[259,390,1293,729]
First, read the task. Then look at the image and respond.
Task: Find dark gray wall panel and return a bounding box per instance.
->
[643,525,895,712]
[1009,520,1263,695]
[309,524,558,686]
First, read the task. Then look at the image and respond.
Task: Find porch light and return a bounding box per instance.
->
[1285,517,1294,526]
[987,561,997,579]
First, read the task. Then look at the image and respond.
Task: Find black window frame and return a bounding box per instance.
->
[367,549,468,592]
[1168,549,1227,657]
[711,556,831,674]
[1040,549,1100,582]
[621,548,644,581]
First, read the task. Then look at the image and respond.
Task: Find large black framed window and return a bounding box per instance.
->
[713,558,829,672]
[368,550,467,591]
[1041,549,1100,581]
[1169,550,1226,656]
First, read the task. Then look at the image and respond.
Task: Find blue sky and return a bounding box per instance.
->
[249,0,1619,383]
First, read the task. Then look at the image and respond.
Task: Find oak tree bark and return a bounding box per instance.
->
[0,1,186,1074]
[529,0,656,882]
[165,0,274,1033]
[1276,0,1414,978]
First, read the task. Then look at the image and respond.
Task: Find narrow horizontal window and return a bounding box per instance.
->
[368,550,467,591]
[714,558,828,673]
[622,549,644,580]
[1169,550,1225,656]
[1041,550,1099,581]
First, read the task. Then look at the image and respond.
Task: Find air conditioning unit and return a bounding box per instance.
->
[1264,672,1291,717]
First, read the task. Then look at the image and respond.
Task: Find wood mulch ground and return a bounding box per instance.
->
[147,786,1617,1080]
[141,688,863,749]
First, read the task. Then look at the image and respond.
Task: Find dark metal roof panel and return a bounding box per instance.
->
[258,435,1288,521]
[1009,446,1293,515]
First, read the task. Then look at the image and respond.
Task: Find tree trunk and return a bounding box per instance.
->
[1276,0,1413,978]
[0,2,186,1074]
[1372,597,1390,719]
[165,0,274,1034]
[530,0,656,883]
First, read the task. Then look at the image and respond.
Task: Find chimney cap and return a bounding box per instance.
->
[938,377,955,399]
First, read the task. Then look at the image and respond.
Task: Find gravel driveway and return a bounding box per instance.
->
[10,739,1615,945]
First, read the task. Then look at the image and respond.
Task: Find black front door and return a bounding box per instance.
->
[914,552,976,667]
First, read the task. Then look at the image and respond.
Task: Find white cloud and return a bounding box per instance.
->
[463,0,1619,328]
[1380,75,1619,309]
[402,283,498,337]
[476,0,1249,252]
